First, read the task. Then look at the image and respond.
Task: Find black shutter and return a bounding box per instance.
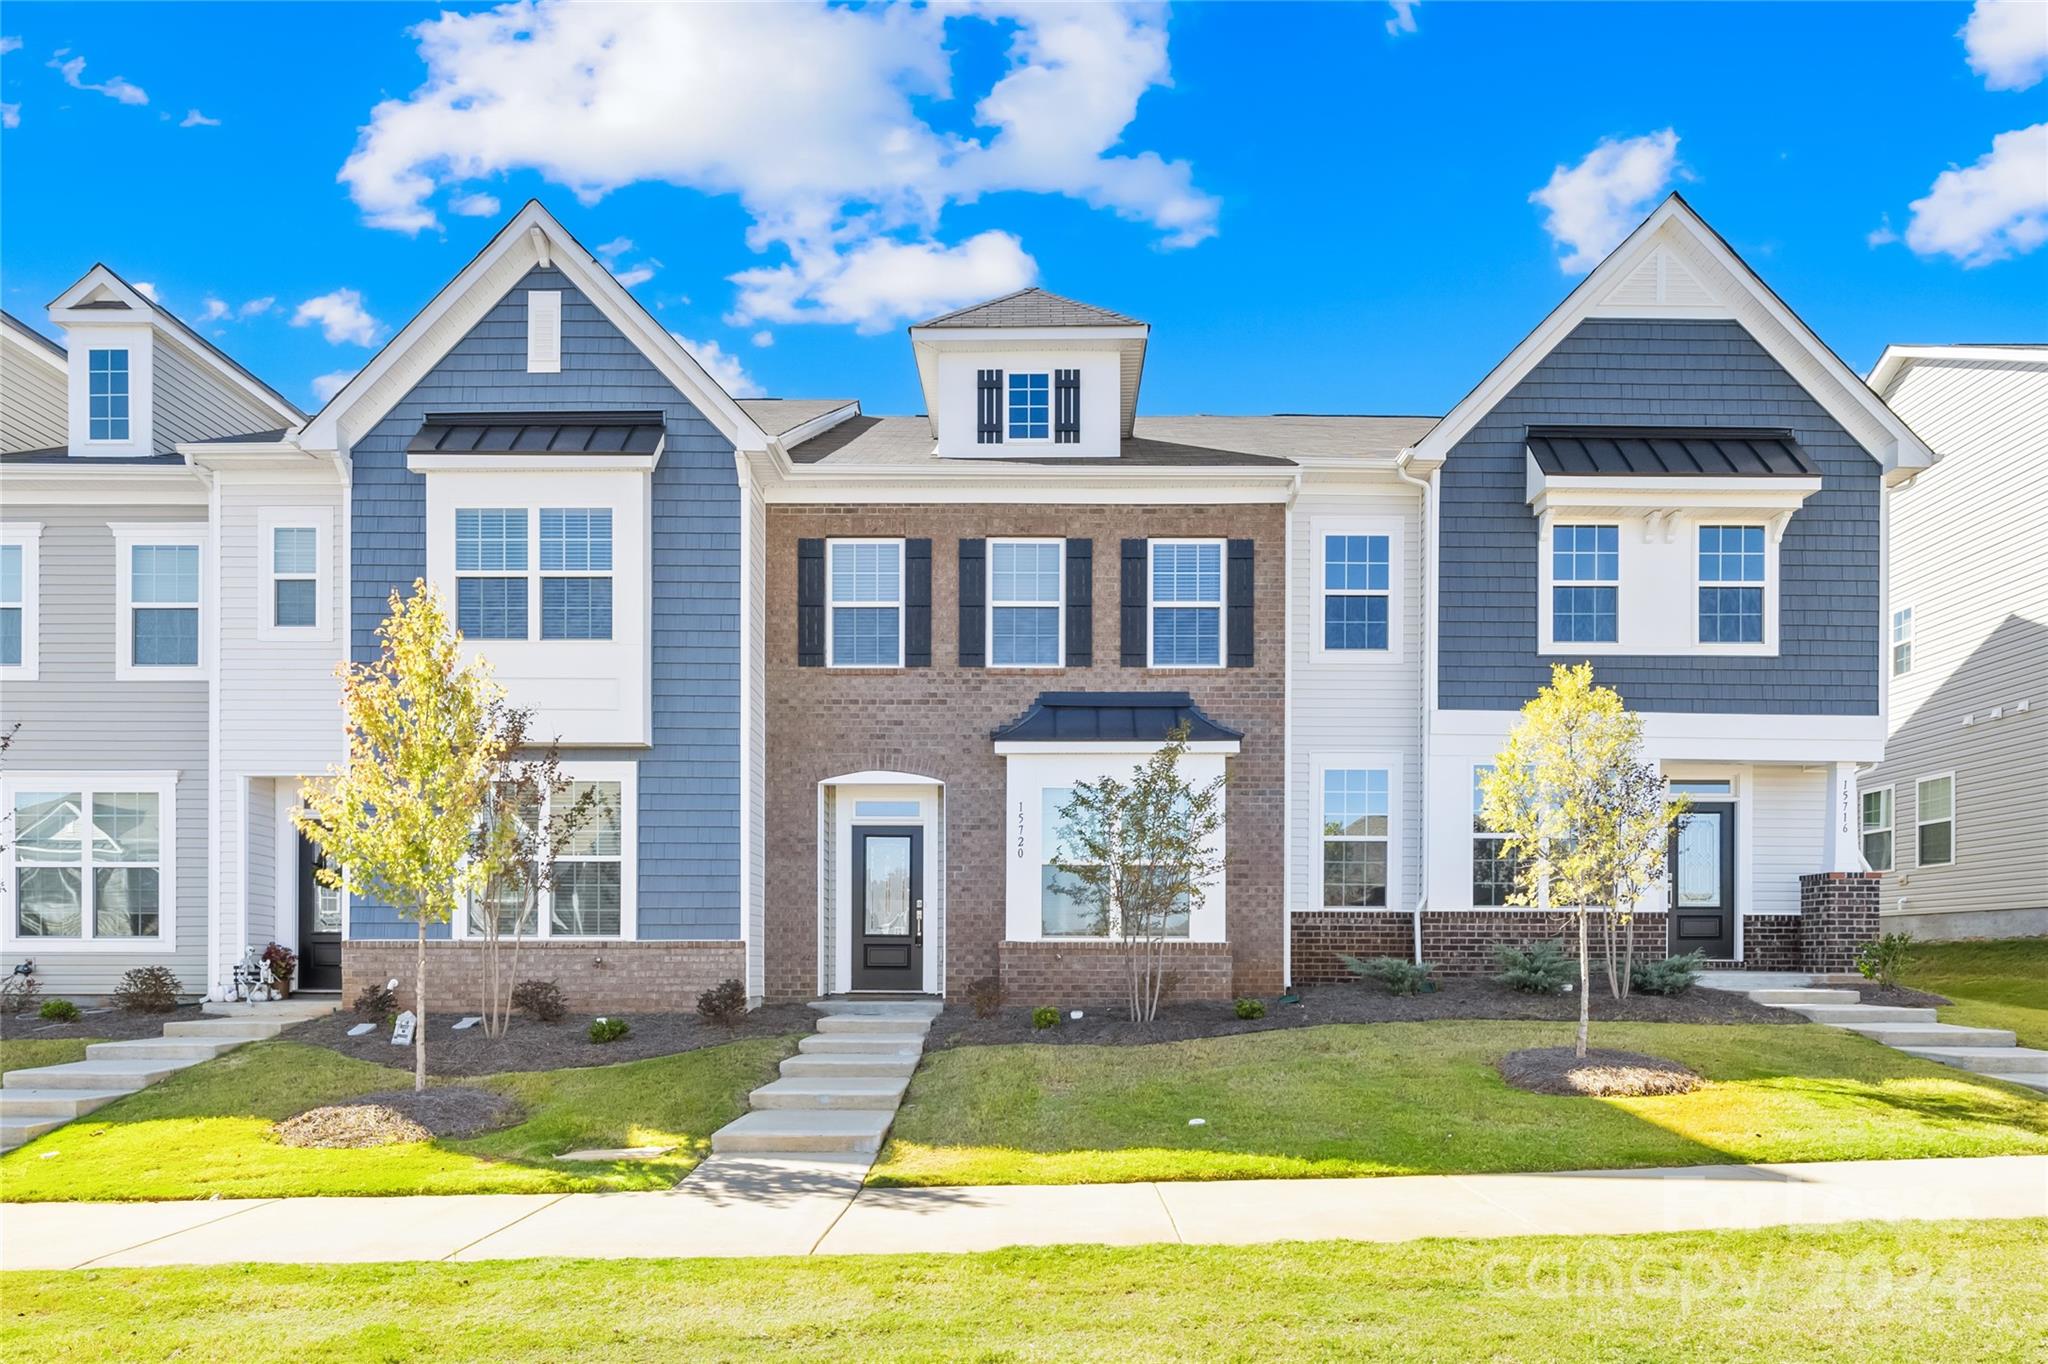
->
[1054,368,1080,444]
[797,538,826,667]
[958,538,986,668]
[1226,538,1255,668]
[1065,538,1093,667]
[905,538,932,667]
[1120,538,1148,667]
[976,369,1004,445]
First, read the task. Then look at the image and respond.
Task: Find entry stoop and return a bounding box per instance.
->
[704,1001,936,1163]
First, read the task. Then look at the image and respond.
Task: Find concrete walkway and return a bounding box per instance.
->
[1710,981,2048,1093]
[4,1154,2041,1271]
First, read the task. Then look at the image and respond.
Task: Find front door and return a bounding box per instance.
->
[851,826,923,991]
[297,832,344,992]
[1669,801,1736,960]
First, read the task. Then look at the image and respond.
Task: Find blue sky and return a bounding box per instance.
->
[3,2,2043,419]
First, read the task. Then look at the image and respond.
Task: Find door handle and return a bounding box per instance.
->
[914,900,925,947]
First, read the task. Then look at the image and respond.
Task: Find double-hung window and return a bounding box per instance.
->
[1861,787,1893,873]
[1698,525,1765,644]
[88,348,130,441]
[466,779,626,939]
[1551,524,1618,644]
[455,509,530,640]
[1323,533,1390,651]
[1891,607,1914,676]
[539,509,613,641]
[272,527,319,628]
[828,539,903,667]
[1149,539,1223,667]
[989,538,1063,667]
[0,534,31,674]
[1321,767,1389,907]
[1915,775,1955,867]
[1040,786,1098,937]
[1472,764,1519,907]
[1007,372,1050,440]
[8,779,171,943]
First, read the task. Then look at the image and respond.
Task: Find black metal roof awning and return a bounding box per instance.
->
[1527,427,1817,478]
[991,692,1243,745]
[408,411,666,456]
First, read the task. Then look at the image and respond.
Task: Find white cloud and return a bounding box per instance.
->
[1386,2,1418,36]
[292,288,384,346]
[339,1,1214,330]
[730,229,1035,334]
[133,281,160,303]
[669,332,759,397]
[1901,122,2048,267]
[449,189,500,216]
[201,294,276,322]
[1866,215,1900,248]
[1,104,17,130]
[239,296,276,319]
[1,37,22,55]
[48,52,148,105]
[180,108,221,128]
[750,329,774,348]
[1962,0,2048,91]
[311,369,358,403]
[594,236,633,262]
[199,297,231,322]
[1529,128,1682,272]
[613,260,659,289]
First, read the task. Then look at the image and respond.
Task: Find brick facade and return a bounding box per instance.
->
[765,502,1287,1003]
[341,940,746,1014]
[1798,873,1882,973]
[1729,914,1801,971]
[996,939,1236,1007]
[1290,909,1671,983]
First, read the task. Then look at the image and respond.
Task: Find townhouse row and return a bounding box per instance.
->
[0,195,1949,1006]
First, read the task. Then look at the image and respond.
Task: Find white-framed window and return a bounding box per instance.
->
[463,767,634,940]
[2,772,177,951]
[257,508,332,641]
[87,348,131,442]
[1915,774,1955,868]
[1472,763,1519,907]
[1551,524,1619,644]
[1892,606,1914,676]
[827,538,904,668]
[1697,525,1766,644]
[451,506,615,643]
[1007,372,1050,441]
[112,523,207,680]
[1038,783,1191,939]
[1861,786,1893,873]
[539,508,613,641]
[988,538,1064,668]
[1318,762,1391,908]
[1149,538,1224,668]
[0,524,40,678]
[1321,530,1391,653]
[455,507,530,641]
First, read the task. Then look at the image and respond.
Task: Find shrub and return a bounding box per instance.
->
[588,1017,631,1044]
[39,998,81,1023]
[1494,941,1573,995]
[696,978,748,1031]
[1631,950,1706,997]
[2,970,42,1017]
[261,941,299,993]
[964,975,1004,1020]
[353,978,398,1018]
[1234,997,1266,1020]
[1031,1006,1060,1031]
[511,978,567,1024]
[1341,955,1435,996]
[1855,932,1915,989]
[111,965,182,1013]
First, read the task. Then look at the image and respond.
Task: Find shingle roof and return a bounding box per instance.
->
[408,411,665,456]
[736,398,858,438]
[783,412,1436,469]
[1527,427,1818,478]
[991,692,1243,744]
[183,428,292,445]
[87,264,307,421]
[0,450,186,466]
[915,287,1144,330]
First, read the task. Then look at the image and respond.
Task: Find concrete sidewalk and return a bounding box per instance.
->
[3,1154,2042,1271]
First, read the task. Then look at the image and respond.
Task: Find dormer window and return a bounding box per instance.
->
[1008,373,1050,440]
[88,349,130,441]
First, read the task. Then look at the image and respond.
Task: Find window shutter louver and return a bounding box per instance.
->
[976,369,1004,445]
[1120,538,1148,667]
[957,538,986,667]
[1054,369,1080,444]
[1226,538,1255,667]
[905,538,933,667]
[1065,538,1093,666]
[796,538,826,667]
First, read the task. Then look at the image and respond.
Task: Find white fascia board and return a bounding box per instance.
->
[0,464,207,505]
[994,739,1241,756]
[3,316,68,375]
[1526,465,1822,522]
[1432,707,1884,763]
[1867,344,2048,393]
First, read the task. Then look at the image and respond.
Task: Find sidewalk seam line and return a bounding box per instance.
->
[1151,1182,1185,1244]
[71,1197,282,1269]
[440,1194,573,1262]
[804,1163,873,1256]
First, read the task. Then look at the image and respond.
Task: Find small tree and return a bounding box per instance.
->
[1479,664,1687,1058]
[1049,723,1226,1023]
[297,583,507,1091]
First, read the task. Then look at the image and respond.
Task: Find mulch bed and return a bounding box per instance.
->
[275,1087,524,1148]
[1854,983,1950,1007]
[0,1002,210,1042]
[1498,1046,1703,1097]
[925,978,1797,1050]
[285,1003,815,1075]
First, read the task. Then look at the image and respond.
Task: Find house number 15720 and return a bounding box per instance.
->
[1017,801,1026,858]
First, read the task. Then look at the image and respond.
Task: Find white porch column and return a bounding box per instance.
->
[1818,762,1862,873]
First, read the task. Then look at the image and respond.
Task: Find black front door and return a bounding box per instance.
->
[851,826,923,991]
[297,832,344,992]
[1669,801,1736,960]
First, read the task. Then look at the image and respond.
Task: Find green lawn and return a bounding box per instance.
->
[1902,937,2048,1051]
[0,1036,795,1202]
[871,1022,2048,1186]
[0,1039,98,1075]
[2,1218,2034,1361]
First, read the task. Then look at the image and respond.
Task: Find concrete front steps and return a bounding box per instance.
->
[707,1000,939,1160]
[1,997,337,1152]
[1733,984,2048,1095]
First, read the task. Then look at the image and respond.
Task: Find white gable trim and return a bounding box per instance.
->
[2,314,67,376]
[295,202,770,456]
[1406,196,1936,486]
[1867,344,2048,395]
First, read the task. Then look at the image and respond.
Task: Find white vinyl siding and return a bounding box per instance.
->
[0,327,68,452]
[149,335,286,455]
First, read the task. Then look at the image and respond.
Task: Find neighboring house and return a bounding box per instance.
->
[1858,346,2047,941]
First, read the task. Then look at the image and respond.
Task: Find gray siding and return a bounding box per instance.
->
[1438,319,1881,714]
[1,331,68,452]
[151,336,283,452]
[348,268,742,940]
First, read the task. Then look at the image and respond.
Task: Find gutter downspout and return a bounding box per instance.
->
[1395,451,1432,965]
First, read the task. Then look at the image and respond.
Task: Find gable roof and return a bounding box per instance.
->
[916,287,1144,330]
[2,310,67,367]
[1405,194,1936,487]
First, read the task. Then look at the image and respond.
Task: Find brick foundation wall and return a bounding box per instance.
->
[342,940,747,1014]
[1798,873,1881,973]
[1290,910,1674,983]
[997,939,1236,1007]
[1289,911,1412,983]
[765,503,1288,1003]
[1730,914,1801,972]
